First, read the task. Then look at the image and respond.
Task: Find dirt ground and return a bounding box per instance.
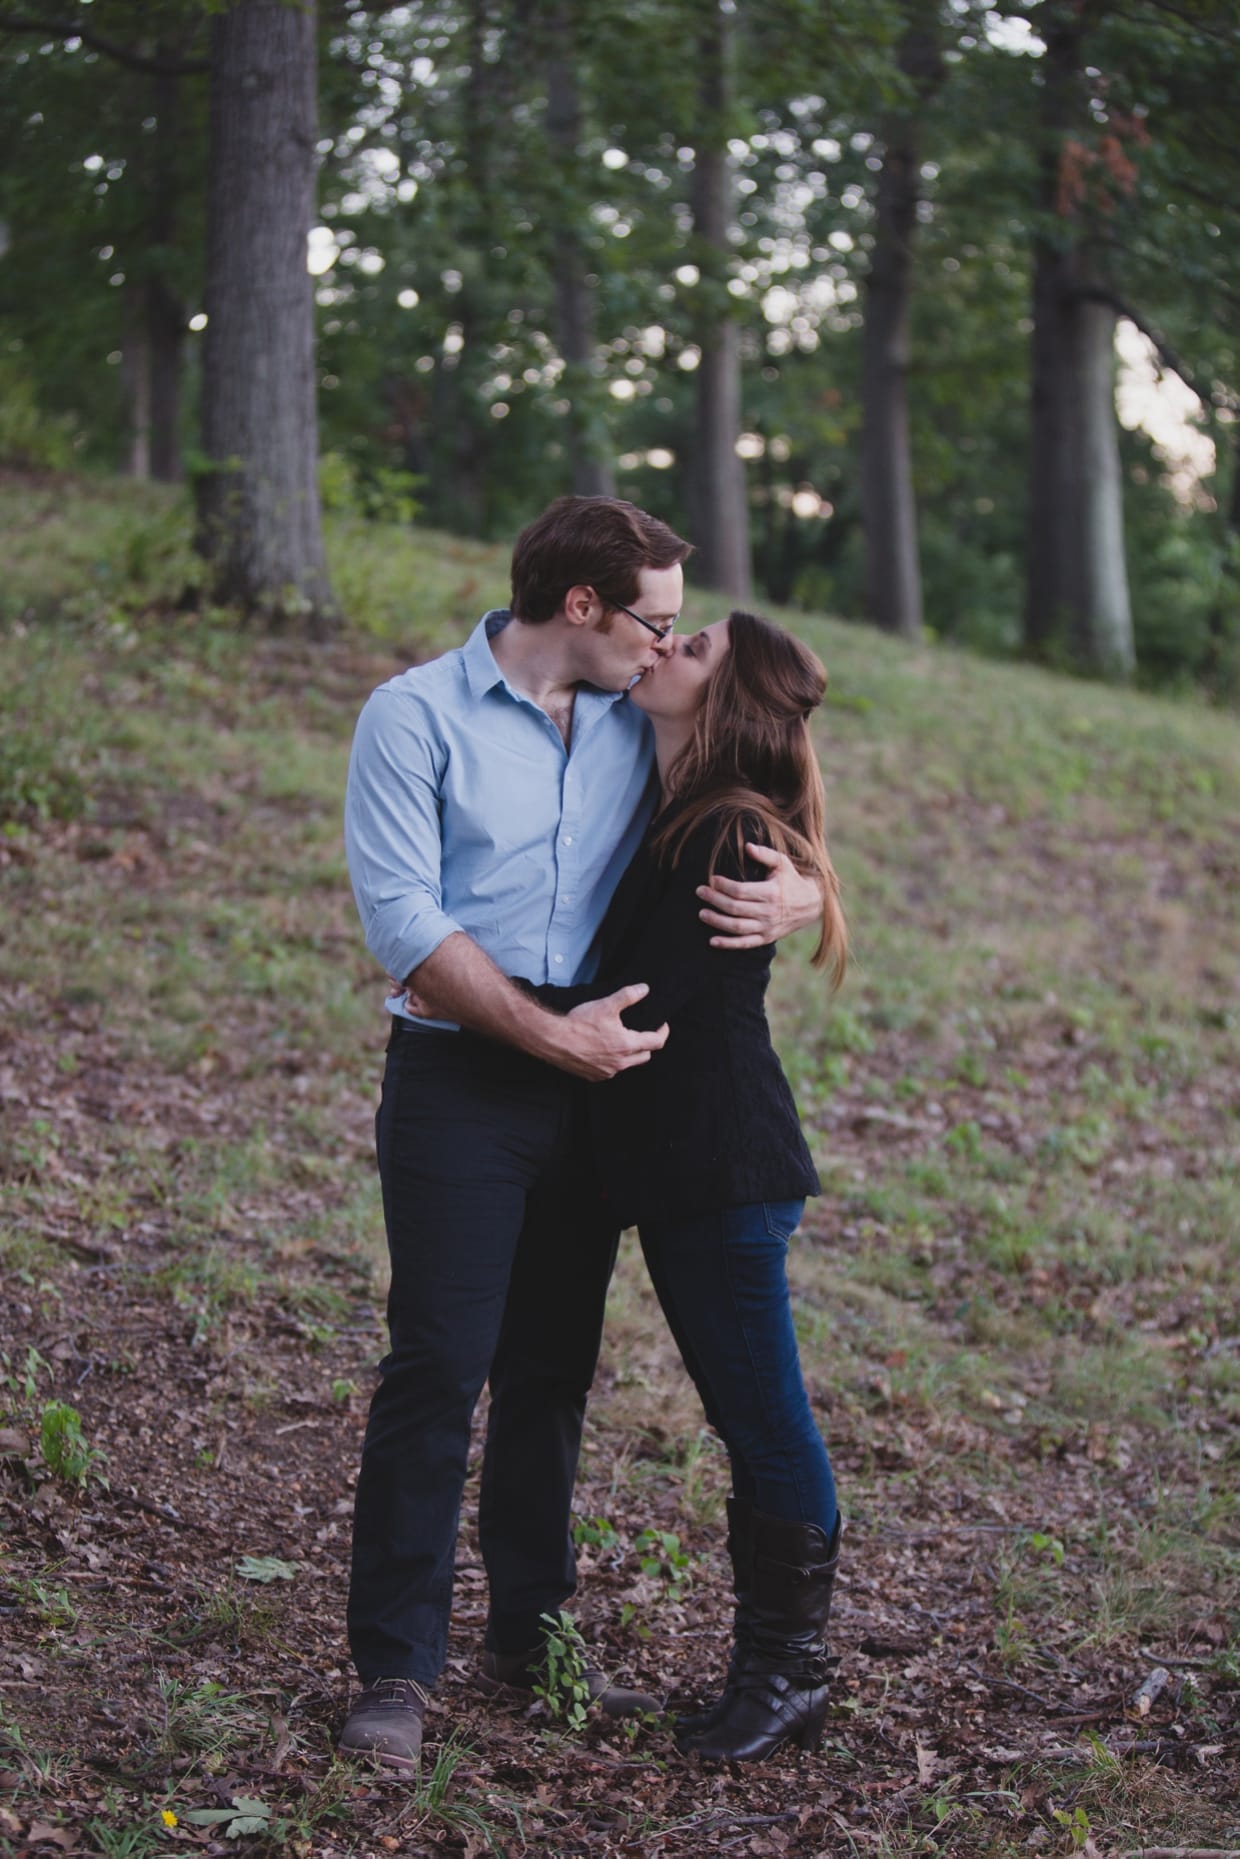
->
[2,617,1237,1857]
[1,1005,1237,1859]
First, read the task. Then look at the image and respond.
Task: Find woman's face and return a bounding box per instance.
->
[630,617,731,720]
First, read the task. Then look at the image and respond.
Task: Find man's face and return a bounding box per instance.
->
[578,563,683,691]
[630,617,730,721]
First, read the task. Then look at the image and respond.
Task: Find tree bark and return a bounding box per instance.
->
[195,0,333,627]
[147,69,185,484]
[688,0,750,600]
[122,284,151,479]
[859,8,941,640]
[545,4,614,497]
[1025,1,1133,677]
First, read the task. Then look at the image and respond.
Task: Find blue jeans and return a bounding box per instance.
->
[638,1200,837,1532]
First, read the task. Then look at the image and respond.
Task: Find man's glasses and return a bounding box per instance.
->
[601,594,679,642]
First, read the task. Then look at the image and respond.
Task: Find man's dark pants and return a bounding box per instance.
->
[347,1021,620,1687]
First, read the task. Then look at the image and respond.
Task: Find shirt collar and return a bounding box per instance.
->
[462,609,628,712]
[461,610,510,700]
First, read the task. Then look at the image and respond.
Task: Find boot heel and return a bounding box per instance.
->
[793,1701,828,1752]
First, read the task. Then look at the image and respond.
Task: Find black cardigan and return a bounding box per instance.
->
[534,803,820,1229]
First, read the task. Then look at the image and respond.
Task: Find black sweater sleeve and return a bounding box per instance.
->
[531,815,770,1031]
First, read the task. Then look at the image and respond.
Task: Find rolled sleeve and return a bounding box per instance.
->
[344,687,465,982]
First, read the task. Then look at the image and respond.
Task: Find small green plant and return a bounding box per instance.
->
[182,1796,272,1840]
[394,1734,520,1853]
[634,1527,693,1602]
[0,1346,49,1406]
[84,1818,166,1859]
[330,1377,359,1404]
[151,1676,257,1761]
[1050,1802,1093,1849]
[945,1119,984,1165]
[1029,1530,1065,1567]
[532,1610,593,1731]
[16,1578,78,1631]
[171,1577,282,1650]
[299,1319,336,1350]
[572,1514,620,1554]
[39,1400,107,1488]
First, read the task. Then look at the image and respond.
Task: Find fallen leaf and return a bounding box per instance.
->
[916,1741,941,1784]
[28,1824,76,1851]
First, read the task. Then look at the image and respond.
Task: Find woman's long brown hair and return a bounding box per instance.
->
[652,609,847,987]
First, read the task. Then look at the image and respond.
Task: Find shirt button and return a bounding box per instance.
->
[553,954,564,965]
[562,835,573,846]
[562,893,574,904]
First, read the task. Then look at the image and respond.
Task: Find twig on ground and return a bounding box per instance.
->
[1131,1666,1172,1714]
[113,1489,197,1530]
[1122,1849,1240,1858]
[959,1663,1055,1710]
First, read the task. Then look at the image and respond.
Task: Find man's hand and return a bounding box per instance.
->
[698,843,824,949]
[550,985,669,1082]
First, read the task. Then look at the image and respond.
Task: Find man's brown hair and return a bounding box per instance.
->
[510,495,693,624]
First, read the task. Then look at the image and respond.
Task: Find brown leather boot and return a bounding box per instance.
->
[676,1511,841,1762]
[337,1677,427,1772]
[675,1497,756,1739]
[477,1646,660,1719]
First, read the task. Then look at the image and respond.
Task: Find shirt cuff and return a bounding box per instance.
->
[364,901,466,983]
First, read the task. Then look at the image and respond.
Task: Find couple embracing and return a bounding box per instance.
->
[340,495,848,1770]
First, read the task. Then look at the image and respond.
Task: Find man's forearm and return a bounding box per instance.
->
[406,934,668,1084]
[407,933,570,1065]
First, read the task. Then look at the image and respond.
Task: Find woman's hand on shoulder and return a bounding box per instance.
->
[697,842,824,948]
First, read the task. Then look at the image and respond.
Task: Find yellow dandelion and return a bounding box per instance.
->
[161,1809,178,1829]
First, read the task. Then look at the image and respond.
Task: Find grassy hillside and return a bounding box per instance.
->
[1,475,1237,1857]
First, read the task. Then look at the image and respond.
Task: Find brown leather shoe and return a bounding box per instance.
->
[476,1647,660,1719]
[337,1677,427,1772]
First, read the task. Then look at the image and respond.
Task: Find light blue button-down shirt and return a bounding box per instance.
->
[344,610,658,1024]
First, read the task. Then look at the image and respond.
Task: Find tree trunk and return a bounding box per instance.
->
[688,0,750,600]
[122,284,151,479]
[545,6,614,498]
[195,0,333,626]
[148,273,184,483]
[859,9,941,639]
[1069,293,1132,672]
[1024,1,1133,676]
[147,68,184,483]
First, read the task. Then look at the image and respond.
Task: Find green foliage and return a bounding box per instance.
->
[403,1734,522,1853]
[532,1610,593,1731]
[2,0,1237,690]
[0,361,77,470]
[318,449,421,526]
[0,1346,49,1407]
[182,1796,272,1839]
[1050,1803,1094,1850]
[633,1526,693,1602]
[572,1513,621,1554]
[38,1400,106,1488]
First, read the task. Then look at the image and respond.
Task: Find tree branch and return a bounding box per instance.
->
[1075,284,1239,415]
[0,13,209,75]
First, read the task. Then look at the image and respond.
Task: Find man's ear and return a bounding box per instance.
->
[562,584,599,629]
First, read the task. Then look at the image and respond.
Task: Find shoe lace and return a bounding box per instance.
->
[365,1676,428,1708]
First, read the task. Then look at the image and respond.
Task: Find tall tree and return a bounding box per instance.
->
[195,0,334,625]
[687,0,750,599]
[859,0,944,640]
[543,0,615,497]
[0,4,207,477]
[1025,0,1134,676]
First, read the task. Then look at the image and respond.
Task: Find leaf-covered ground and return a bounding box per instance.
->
[1,481,1238,1858]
